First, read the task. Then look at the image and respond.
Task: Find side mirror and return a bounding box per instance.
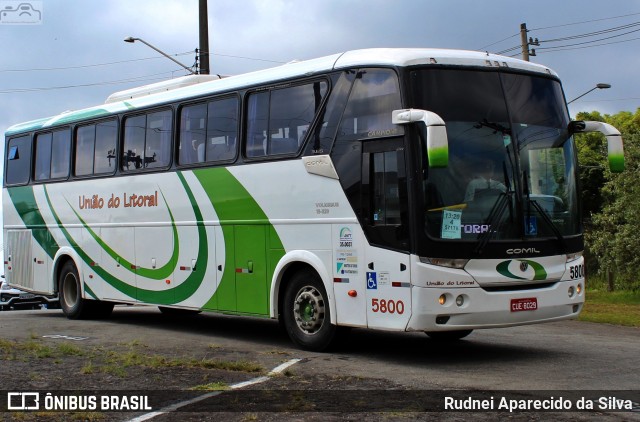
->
[392,109,448,168]
[570,120,624,173]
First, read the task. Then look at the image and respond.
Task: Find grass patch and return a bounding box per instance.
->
[578,290,640,327]
[190,381,230,391]
[81,361,95,375]
[193,358,263,373]
[57,342,84,356]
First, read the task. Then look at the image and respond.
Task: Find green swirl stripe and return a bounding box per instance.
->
[65,189,179,280]
[43,172,208,304]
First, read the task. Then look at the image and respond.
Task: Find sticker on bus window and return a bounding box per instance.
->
[525,216,538,236]
[441,209,462,239]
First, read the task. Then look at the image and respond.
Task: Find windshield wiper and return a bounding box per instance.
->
[530,200,567,253]
[474,160,515,255]
[522,170,566,252]
[474,191,512,255]
[474,119,511,135]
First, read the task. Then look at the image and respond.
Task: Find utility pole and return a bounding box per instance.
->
[520,23,529,61]
[198,0,210,74]
[520,23,539,62]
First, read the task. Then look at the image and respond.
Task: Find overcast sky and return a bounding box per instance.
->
[2,0,639,136]
[1,0,639,258]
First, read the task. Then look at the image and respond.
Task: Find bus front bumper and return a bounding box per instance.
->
[406,281,584,332]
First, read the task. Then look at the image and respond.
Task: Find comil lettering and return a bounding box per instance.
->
[506,248,540,254]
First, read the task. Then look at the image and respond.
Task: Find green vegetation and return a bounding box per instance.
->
[579,289,640,327]
[0,336,265,380]
[190,381,230,391]
[576,109,640,291]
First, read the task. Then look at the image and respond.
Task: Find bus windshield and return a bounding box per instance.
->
[410,68,579,242]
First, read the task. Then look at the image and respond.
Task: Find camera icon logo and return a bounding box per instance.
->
[0,1,43,25]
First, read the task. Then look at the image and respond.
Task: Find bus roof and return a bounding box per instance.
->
[5,48,558,136]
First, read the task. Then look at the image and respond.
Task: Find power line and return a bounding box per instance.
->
[485,12,640,56]
[0,52,194,73]
[495,45,522,55]
[539,21,640,43]
[477,32,520,51]
[537,26,640,50]
[0,51,286,74]
[530,12,640,31]
[535,35,640,53]
[0,71,177,94]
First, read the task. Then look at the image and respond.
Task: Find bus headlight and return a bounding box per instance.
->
[456,295,464,307]
[568,286,575,298]
[439,294,447,305]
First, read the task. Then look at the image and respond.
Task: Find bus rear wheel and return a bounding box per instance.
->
[282,269,336,352]
[425,330,473,341]
[59,260,113,319]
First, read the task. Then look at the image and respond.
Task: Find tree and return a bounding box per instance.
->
[579,109,640,290]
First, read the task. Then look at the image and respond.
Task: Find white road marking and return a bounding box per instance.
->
[127,358,301,421]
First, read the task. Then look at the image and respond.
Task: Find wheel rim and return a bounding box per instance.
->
[62,272,79,309]
[293,285,325,335]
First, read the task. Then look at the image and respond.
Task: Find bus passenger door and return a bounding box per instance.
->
[362,138,412,330]
[234,225,268,315]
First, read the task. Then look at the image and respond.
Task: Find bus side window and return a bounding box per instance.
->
[145,110,172,168]
[245,81,328,159]
[123,110,172,171]
[6,135,32,185]
[371,150,401,226]
[305,71,356,156]
[206,97,238,162]
[338,69,403,140]
[179,103,207,165]
[51,129,71,179]
[246,92,269,158]
[76,120,115,176]
[34,132,52,181]
[75,125,96,176]
[34,129,70,181]
[94,120,117,174]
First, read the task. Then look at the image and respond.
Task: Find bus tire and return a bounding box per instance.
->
[282,269,336,352]
[59,260,90,319]
[59,260,114,319]
[425,329,473,341]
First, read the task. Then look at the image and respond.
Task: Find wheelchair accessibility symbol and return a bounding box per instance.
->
[366,272,377,289]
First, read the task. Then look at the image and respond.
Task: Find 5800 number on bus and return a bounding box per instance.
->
[371,299,404,314]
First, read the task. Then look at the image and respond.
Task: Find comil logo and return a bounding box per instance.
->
[0,1,43,24]
[8,392,40,410]
[496,259,547,281]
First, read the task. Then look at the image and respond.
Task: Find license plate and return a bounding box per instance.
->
[19,293,35,299]
[511,297,537,312]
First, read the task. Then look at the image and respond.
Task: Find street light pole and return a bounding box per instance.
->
[124,37,195,75]
[567,83,611,105]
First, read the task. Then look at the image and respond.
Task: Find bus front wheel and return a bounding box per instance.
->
[282,269,336,352]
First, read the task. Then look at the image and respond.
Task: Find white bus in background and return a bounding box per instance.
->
[3,48,624,351]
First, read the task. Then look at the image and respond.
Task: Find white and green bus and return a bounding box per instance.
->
[3,48,624,351]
